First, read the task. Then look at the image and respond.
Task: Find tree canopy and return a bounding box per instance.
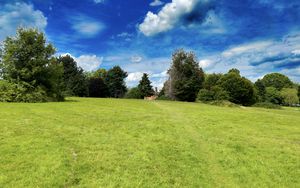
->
[138,73,154,98]
[261,73,293,90]
[164,50,205,102]
[58,55,88,97]
[106,66,128,98]
[0,28,64,102]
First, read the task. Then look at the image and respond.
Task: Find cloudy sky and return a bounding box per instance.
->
[1,0,300,88]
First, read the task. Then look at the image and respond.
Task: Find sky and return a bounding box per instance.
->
[0,0,300,88]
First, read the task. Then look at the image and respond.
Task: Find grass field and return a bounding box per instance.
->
[0,98,299,187]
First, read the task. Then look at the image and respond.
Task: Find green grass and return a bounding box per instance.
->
[0,98,299,187]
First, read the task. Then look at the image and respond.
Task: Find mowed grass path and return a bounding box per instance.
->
[0,98,299,187]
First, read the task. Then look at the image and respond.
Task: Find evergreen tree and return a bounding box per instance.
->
[58,55,88,97]
[138,73,154,98]
[88,77,108,98]
[106,66,128,98]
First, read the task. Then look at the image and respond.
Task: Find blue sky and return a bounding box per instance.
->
[0,0,300,88]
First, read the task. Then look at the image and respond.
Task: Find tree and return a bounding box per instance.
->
[197,89,214,101]
[218,69,256,106]
[88,77,108,98]
[280,88,299,106]
[265,87,282,104]
[197,86,228,102]
[165,50,205,102]
[298,85,300,99]
[261,73,293,90]
[106,66,128,98]
[0,28,64,102]
[254,79,266,102]
[125,87,142,99]
[138,73,154,98]
[58,55,88,97]
[203,73,223,90]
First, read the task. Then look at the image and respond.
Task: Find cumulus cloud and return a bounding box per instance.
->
[61,53,103,71]
[139,0,215,36]
[70,15,105,37]
[199,32,300,82]
[150,0,164,7]
[75,55,103,71]
[0,2,47,41]
[126,72,144,82]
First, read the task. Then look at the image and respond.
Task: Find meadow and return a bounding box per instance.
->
[0,98,299,187]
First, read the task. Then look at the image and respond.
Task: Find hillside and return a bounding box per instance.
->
[0,98,299,187]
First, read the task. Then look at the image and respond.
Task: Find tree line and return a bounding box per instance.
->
[0,28,299,106]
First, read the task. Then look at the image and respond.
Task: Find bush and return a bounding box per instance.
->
[156,95,172,100]
[125,87,142,99]
[197,89,214,101]
[0,80,49,102]
[252,102,282,109]
[197,86,229,102]
[208,100,239,107]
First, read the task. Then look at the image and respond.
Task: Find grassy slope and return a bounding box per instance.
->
[0,98,299,187]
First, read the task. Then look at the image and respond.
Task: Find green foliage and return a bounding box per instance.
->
[88,77,108,98]
[203,73,223,90]
[156,95,172,100]
[265,87,283,104]
[254,79,266,102]
[137,73,154,98]
[125,87,142,99]
[165,49,205,102]
[208,100,239,107]
[261,73,293,90]
[197,89,214,101]
[218,69,256,106]
[106,66,128,98]
[58,55,88,97]
[0,28,64,102]
[253,102,282,109]
[0,80,50,102]
[298,85,300,99]
[280,88,299,106]
[197,86,229,102]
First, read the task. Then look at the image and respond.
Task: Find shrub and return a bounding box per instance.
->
[280,88,299,106]
[125,87,142,99]
[208,100,239,107]
[156,95,172,100]
[253,102,282,109]
[197,89,214,101]
[197,86,229,102]
[0,80,49,102]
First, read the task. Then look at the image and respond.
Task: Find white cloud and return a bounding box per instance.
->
[60,53,103,72]
[0,2,47,41]
[222,41,273,58]
[199,32,300,82]
[70,15,104,37]
[150,0,164,7]
[131,55,143,63]
[126,72,144,82]
[199,59,215,69]
[75,55,103,71]
[139,0,200,36]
